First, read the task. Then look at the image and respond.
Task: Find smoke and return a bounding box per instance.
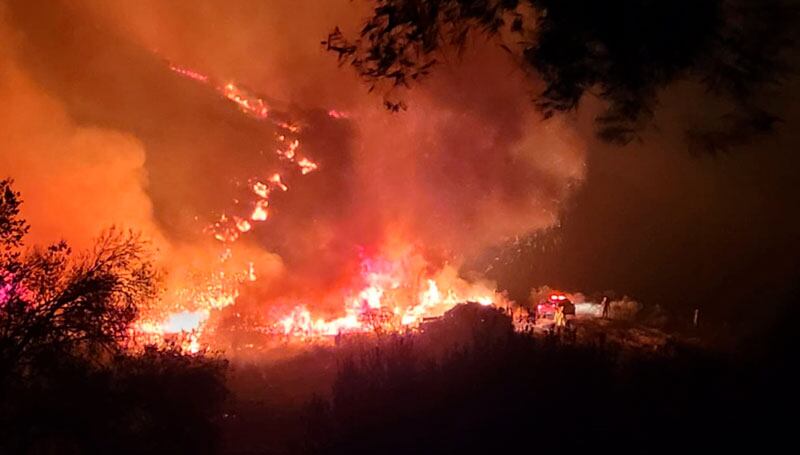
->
[0,5,162,249]
[76,0,586,252]
[1,0,587,322]
[350,50,586,256]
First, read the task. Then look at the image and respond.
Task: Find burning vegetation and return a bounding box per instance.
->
[123,60,515,354]
[1,0,799,453]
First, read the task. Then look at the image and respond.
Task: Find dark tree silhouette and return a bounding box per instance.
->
[0,179,28,255]
[0,180,228,454]
[325,0,796,149]
[1,178,159,374]
[0,228,159,374]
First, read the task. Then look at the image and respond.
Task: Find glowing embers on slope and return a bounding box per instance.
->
[222,82,269,119]
[250,200,269,222]
[297,158,319,175]
[168,63,209,83]
[277,139,299,160]
[152,58,500,350]
[268,173,288,192]
[253,181,270,198]
[168,61,267,118]
[327,109,349,119]
[134,59,322,352]
[166,59,321,182]
[235,217,252,233]
[210,215,240,243]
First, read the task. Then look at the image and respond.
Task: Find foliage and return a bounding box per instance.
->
[306,329,749,454]
[0,179,228,453]
[325,0,796,149]
[0,346,228,454]
[0,228,159,373]
[0,179,28,255]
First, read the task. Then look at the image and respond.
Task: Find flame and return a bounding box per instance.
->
[234,217,252,233]
[277,139,299,160]
[131,59,321,352]
[134,58,501,354]
[297,157,319,175]
[163,310,210,332]
[277,122,300,133]
[247,262,257,282]
[327,109,349,119]
[222,82,269,119]
[250,200,269,221]
[269,173,288,191]
[168,63,209,83]
[276,248,503,338]
[252,181,269,198]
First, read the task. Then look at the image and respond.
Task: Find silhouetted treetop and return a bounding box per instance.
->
[325,0,796,149]
[0,179,28,254]
[1,181,160,372]
[1,229,159,371]
[1,181,228,454]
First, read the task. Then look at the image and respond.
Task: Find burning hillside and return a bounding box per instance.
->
[126,61,513,352]
[1,0,586,355]
[2,2,797,454]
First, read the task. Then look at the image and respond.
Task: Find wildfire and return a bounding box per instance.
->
[277,122,300,133]
[252,181,269,198]
[267,173,286,191]
[297,157,319,175]
[168,63,209,82]
[128,59,327,352]
[222,82,269,119]
[276,249,502,339]
[277,139,299,160]
[250,200,269,221]
[133,259,245,352]
[327,109,349,119]
[235,217,252,233]
[133,58,501,354]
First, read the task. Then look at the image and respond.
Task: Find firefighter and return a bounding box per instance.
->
[554,304,566,334]
[601,296,610,319]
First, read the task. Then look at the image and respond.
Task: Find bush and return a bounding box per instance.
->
[304,306,752,454]
[0,347,228,454]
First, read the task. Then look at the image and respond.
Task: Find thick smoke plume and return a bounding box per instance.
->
[0,6,161,248]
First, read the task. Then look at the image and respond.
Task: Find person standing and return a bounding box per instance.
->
[554,305,566,334]
[601,296,610,319]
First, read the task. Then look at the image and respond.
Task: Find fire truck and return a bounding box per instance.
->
[535,293,576,321]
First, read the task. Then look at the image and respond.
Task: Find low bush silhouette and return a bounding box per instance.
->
[303,304,780,454]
